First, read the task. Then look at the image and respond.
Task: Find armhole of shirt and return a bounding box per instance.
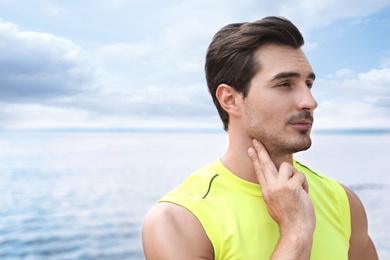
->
[334,182,352,246]
[295,160,352,247]
[159,194,220,257]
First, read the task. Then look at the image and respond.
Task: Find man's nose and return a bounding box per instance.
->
[297,85,318,111]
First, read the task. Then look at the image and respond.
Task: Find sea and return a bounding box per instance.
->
[0,130,389,259]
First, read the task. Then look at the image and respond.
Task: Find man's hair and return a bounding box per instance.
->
[205,16,305,131]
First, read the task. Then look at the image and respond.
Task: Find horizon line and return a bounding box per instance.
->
[1,127,390,135]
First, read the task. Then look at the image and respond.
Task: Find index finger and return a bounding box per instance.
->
[248,139,278,181]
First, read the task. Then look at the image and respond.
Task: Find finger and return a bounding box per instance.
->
[302,175,309,194]
[291,168,309,193]
[251,139,278,179]
[278,162,295,180]
[247,147,267,187]
[290,170,310,194]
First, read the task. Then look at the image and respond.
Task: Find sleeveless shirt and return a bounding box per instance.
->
[160,159,351,259]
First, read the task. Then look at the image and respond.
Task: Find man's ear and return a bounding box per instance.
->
[215,84,242,117]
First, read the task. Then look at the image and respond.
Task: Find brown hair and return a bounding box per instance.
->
[205,16,305,131]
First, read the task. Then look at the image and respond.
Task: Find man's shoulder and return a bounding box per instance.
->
[144,202,195,224]
[142,202,214,259]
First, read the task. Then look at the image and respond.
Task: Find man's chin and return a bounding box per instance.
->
[292,138,312,153]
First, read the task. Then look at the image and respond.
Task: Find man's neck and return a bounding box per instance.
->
[221,136,293,184]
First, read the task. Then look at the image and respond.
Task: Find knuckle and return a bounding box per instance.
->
[279,162,292,170]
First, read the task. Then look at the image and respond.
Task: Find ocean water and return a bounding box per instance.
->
[0,131,388,259]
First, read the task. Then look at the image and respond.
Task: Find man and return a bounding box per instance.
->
[142,16,378,259]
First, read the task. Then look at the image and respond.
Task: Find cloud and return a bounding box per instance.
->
[0,1,389,129]
[41,1,65,16]
[128,85,214,117]
[380,51,390,67]
[92,40,157,88]
[374,97,390,108]
[356,68,390,96]
[0,102,91,128]
[0,19,96,102]
[315,101,390,129]
[0,15,216,129]
[314,67,390,128]
[276,0,390,30]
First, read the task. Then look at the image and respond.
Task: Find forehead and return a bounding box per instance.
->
[253,44,313,80]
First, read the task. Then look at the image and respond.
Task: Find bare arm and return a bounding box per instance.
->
[248,139,316,260]
[142,202,214,260]
[341,184,378,260]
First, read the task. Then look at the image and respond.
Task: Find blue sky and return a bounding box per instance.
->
[0,0,390,130]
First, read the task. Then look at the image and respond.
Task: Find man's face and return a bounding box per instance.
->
[242,43,318,155]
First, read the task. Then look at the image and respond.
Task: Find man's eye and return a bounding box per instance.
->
[277,82,290,87]
[306,81,314,89]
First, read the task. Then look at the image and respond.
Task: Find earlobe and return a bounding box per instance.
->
[216,84,241,116]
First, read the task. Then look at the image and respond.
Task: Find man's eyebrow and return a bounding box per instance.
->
[271,71,316,81]
[308,72,316,80]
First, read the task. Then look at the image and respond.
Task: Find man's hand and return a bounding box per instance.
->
[247,139,315,259]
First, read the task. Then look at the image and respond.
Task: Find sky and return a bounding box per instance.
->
[0,0,390,131]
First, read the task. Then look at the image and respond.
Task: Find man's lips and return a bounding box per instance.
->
[290,119,313,131]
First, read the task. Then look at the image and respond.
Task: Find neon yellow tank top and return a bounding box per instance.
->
[160,159,351,259]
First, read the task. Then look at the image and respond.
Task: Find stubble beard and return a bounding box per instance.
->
[246,112,313,155]
[249,127,312,155]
